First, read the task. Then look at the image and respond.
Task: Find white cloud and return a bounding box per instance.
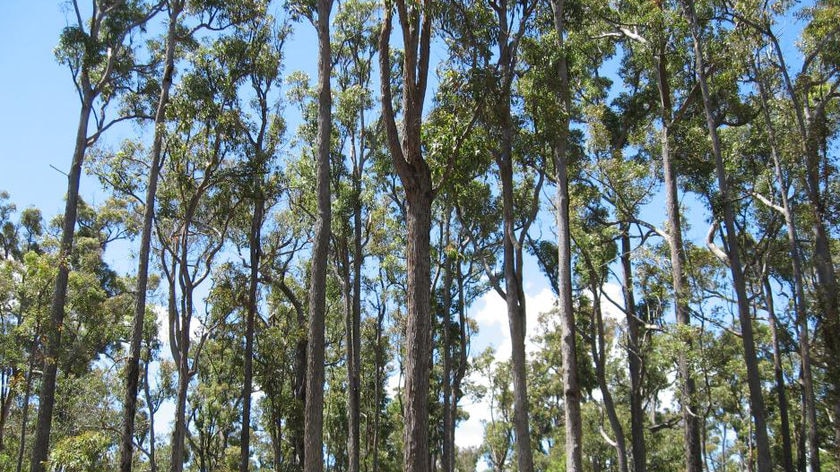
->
[455,285,557,450]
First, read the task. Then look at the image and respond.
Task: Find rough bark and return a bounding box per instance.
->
[30,96,92,472]
[120,3,183,470]
[682,2,772,469]
[378,2,435,471]
[303,2,333,471]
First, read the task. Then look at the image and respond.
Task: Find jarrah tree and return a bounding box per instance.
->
[119,2,184,470]
[303,1,334,472]
[546,1,583,470]
[681,1,772,470]
[378,1,435,470]
[31,2,161,471]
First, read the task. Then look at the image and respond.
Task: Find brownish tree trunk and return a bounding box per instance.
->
[120,4,183,470]
[303,2,333,471]
[378,2,435,471]
[30,96,92,472]
[620,224,646,472]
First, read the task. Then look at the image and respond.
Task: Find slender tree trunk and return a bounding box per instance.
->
[441,211,454,472]
[16,347,36,472]
[768,32,840,463]
[30,96,92,472]
[620,223,646,472]
[143,345,158,472]
[240,192,264,472]
[0,368,13,451]
[755,64,820,472]
[683,3,771,469]
[500,151,535,472]
[763,276,795,472]
[590,285,629,472]
[120,4,182,470]
[303,2,333,471]
[654,38,704,472]
[547,2,582,470]
[372,287,386,472]
[347,141,363,472]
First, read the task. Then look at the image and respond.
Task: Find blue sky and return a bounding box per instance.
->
[0,2,85,216]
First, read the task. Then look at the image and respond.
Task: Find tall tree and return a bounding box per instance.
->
[378,1,435,470]
[681,1,771,469]
[119,2,183,470]
[303,1,333,472]
[235,13,284,471]
[31,2,160,470]
[545,1,583,469]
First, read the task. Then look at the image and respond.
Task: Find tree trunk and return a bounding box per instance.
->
[620,224,646,472]
[763,277,795,472]
[547,2,583,470]
[120,4,183,470]
[347,136,364,472]
[143,344,158,472]
[653,34,704,472]
[378,2,434,471]
[441,211,455,472]
[240,192,264,472]
[682,3,772,469]
[16,347,36,472]
[303,2,333,471]
[30,96,92,472]
[755,64,820,472]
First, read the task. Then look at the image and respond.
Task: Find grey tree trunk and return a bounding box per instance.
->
[653,44,703,472]
[584,270,628,472]
[763,277,795,472]
[303,2,333,472]
[755,64,820,472]
[547,2,583,470]
[683,3,772,469]
[240,192,264,472]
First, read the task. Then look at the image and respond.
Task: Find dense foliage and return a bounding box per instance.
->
[1,0,839,471]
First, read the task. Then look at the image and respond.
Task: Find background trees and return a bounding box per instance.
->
[2,0,840,470]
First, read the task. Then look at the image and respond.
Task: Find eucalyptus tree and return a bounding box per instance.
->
[751,52,820,471]
[154,36,246,470]
[31,2,162,469]
[224,12,286,471]
[118,1,183,469]
[680,2,772,469]
[377,1,436,469]
[471,1,542,469]
[329,2,378,469]
[599,2,710,467]
[730,1,840,461]
[289,1,334,471]
[541,0,585,466]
